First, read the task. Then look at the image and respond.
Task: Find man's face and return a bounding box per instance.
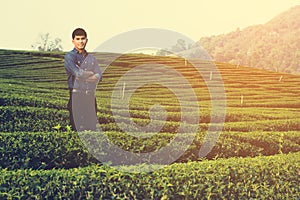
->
[72,35,88,51]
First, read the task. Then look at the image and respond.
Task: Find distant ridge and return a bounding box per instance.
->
[199,5,300,74]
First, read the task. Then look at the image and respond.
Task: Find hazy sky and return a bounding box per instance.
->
[1,0,300,51]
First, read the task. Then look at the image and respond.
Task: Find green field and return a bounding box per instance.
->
[0,49,299,199]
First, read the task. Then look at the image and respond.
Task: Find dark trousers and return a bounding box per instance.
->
[67,89,98,131]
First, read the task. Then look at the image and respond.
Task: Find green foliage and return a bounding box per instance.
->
[0,93,65,109]
[0,152,299,199]
[1,131,299,170]
[0,106,69,132]
[0,49,299,199]
[227,131,300,155]
[0,132,98,170]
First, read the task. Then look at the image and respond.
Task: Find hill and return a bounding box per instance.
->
[0,49,299,198]
[199,5,300,74]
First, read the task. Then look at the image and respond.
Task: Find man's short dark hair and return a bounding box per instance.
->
[72,28,87,39]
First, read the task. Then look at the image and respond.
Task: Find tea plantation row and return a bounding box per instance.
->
[1,152,299,199]
[1,131,299,170]
[0,50,299,199]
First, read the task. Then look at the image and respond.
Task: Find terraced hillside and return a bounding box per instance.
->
[0,49,299,199]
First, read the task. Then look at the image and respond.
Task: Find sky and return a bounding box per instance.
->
[1,0,300,52]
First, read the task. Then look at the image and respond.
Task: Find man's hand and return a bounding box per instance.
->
[85,74,99,82]
[76,71,94,80]
[82,71,94,78]
[76,71,99,83]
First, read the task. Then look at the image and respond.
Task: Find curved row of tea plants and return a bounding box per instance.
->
[0,152,299,199]
[0,50,299,199]
[1,131,299,170]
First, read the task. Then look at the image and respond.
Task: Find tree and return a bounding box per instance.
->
[156,48,173,56]
[31,33,63,52]
[171,39,187,52]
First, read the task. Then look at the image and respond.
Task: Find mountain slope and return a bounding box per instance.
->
[199,5,300,74]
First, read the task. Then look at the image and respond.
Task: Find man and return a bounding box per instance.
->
[64,28,102,131]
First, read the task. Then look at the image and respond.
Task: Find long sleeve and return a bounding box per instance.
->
[92,57,102,81]
[64,53,84,77]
